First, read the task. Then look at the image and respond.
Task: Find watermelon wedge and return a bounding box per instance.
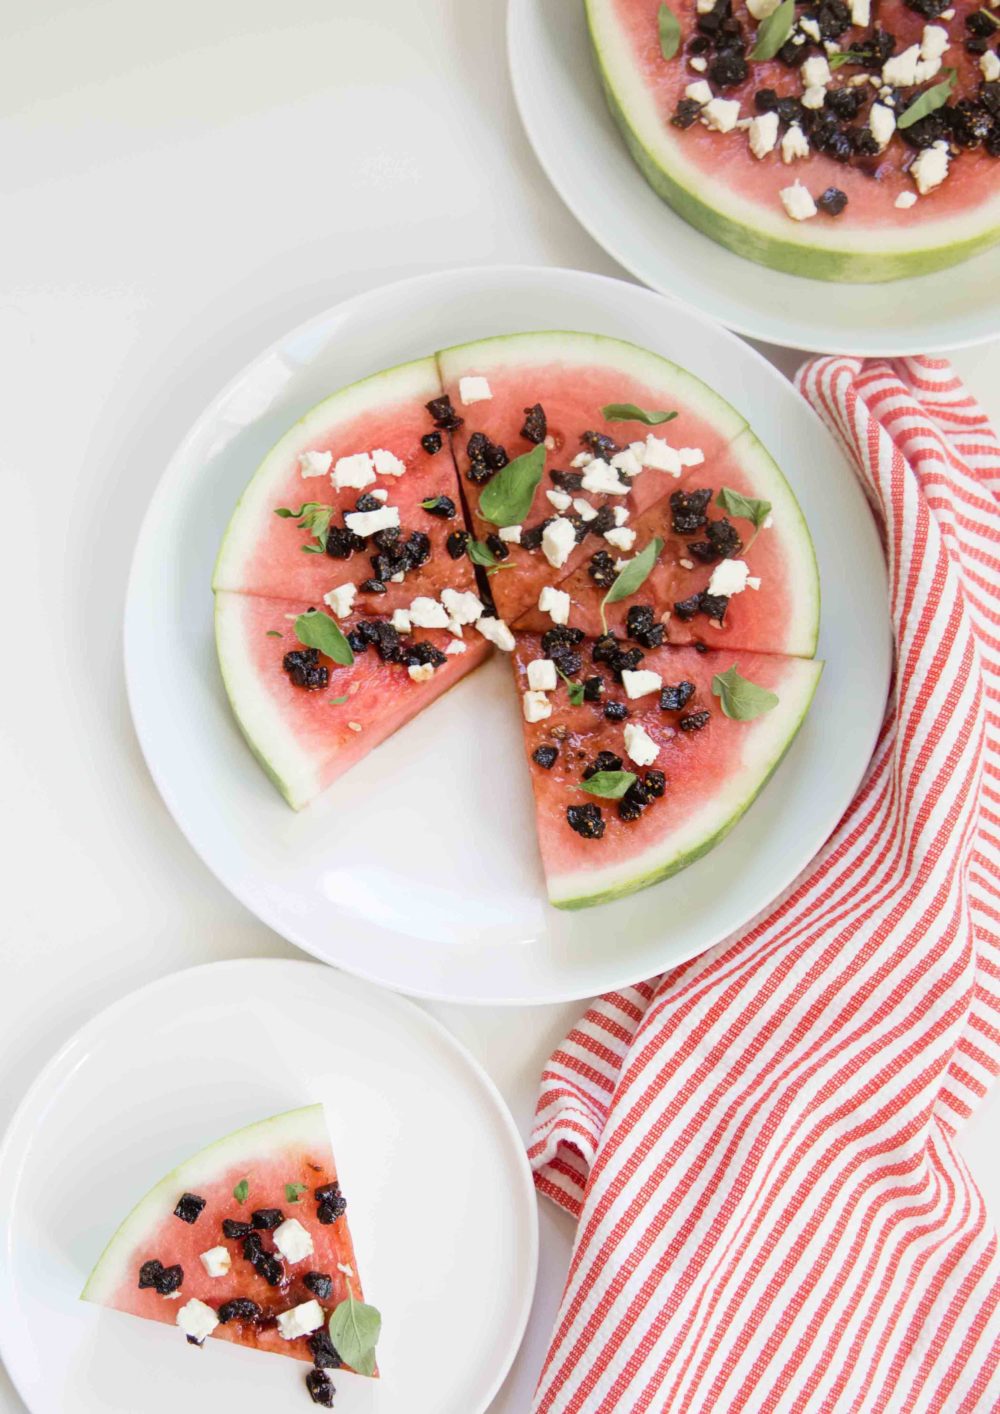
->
[82,1105,377,1404]
[586,0,1000,281]
[512,635,823,908]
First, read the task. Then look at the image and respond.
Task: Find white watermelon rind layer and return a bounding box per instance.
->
[81,1105,328,1305]
[549,658,824,909]
[585,0,1000,283]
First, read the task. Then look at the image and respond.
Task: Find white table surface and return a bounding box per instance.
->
[3,3,998,1410]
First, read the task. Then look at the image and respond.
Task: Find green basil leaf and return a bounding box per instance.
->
[601,402,677,425]
[827,50,858,68]
[750,0,795,60]
[657,2,682,60]
[603,537,663,608]
[265,630,283,637]
[329,694,348,705]
[284,1182,308,1203]
[486,563,516,574]
[711,665,779,721]
[897,69,957,129]
[467,538,508,568]
[478,444,546,526]
[577,770,638,800]
[294,610,355,666]
[715,487,772,529]
[327,1291,381,1378]
[233,1178,249,1204]
[275,501,335,552]
[556,667,586,706]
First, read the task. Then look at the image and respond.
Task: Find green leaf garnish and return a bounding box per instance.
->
[294,609,355,666]
[657,2,682,60]
[897,69,957,130]
[478,444,546,526]
[284,1182,308,1203]
[827,50,858,68]
[711,666,779,721]
[715,487,771,530]
[329,694,348,705]
[577,770,638,800]
[275,501,335,553]
[467,538,507,568]
[601,403,677,426]
[556,667,586,706]
[266,630,283,637]
[750,0,795,60]
[977,6,1000,25]
[600,536,663,632]
[233,1178,249,1203]
[327,1283,381,1378]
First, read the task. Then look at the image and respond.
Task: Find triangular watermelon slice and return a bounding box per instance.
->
[511,633,822,909]
[82,1105,377,1403]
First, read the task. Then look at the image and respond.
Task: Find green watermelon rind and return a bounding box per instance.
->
[81,1105,328,1305]
[549,658,824,909]
[585,0,1000,283]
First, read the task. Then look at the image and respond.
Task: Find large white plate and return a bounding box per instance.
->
[124,265,891,1004]
[0,959,537,1414]
[507,0,1000,356]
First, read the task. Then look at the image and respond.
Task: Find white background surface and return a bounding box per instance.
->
[2,2,998,1411]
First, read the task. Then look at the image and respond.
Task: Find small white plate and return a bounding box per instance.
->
[124,265,891,1004]
[0,959,538,1414]
[507,0,1000,356]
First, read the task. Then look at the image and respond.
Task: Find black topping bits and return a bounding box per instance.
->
[354,493,381,513]
[446,529,470,559]
[283,649,329,691]
[521,403,547,444]
[672,97,703,128]
[541,625,585,653]
[426,394,463,431]
[680,709,712,732]
[550,469,584,492]
[519,520,550,551]
[421,431,443,455]
[588,550,618,588]
[251,1208,284,1230]
[687,517,743,563]
[818,186,849,216]
[533,744,559,769]
[673,591,729,624]
[306,1369,336,1407]
[421,494,457,519]
[138,1260,183,1295]
[325,525,366,560]
[316,1181,347,1223]
[567,803,606,839]
[825,87,864,121]
[222,1219,253,1239]
[243,1236,283,1287]
[670,487,712,536]
[218,1299,262,1324]
[173,1193,207,1225]
[604,701,629,722]
[660,681,696,712]
[625,604,665,650]
[138,1259,165,1289]
[485,532,510,561]
[581,429,620,460]
[466,431,509,484]
[644,770,667,798]
[583,751,623,779]
[369,528,431,583]
[582,676,606,702]
[403,641,447,669]
[359,578,386,594]
[309,1330,343,1370]
[593,633,644,682]
[549,644,583,677]
[709,50,748,87]
[618,775,653,822]
[589,505,616,537]
[304,1271,334,1300]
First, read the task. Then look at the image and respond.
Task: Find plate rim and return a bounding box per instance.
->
[0,955,541,1414]
[505,0,1000,358]
[123,262,892,1006]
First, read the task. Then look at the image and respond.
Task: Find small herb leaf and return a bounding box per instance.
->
[711,665,779,721]
[478,444,546,526]
[556,667,586,706]
[603,537,663,609]
[827,50,858,67]
[467,538,505,568]
[329,694,349,705]
[601,402,677,426]
[715,487,771,530]
[274,501,335,552]
[294,610,355,666]
[977,6,1000,26]
[233,1178,249,1204]
[750,0,795,60]
[578,770,637,800]
[284,1182,308,1203]
[897,69,957,129]
[328,1289,381,1378]
[265,630,283,638]
[657,3,682,60]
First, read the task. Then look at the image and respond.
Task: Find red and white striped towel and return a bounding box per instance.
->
[529,356,1000,1414]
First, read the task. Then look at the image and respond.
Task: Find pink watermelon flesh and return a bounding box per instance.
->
[215,591,490,809]
[605,0,998,231]
[82,1107,371,1372]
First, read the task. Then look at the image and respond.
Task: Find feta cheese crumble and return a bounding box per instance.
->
[604,526,636,552]
[476,616,515,651]
[276,1300,325,1341]
[707,558,760,596]
[391,609,412,633]
[446,640,467,655]
[850,0,870,24]
[747,0,781,17]
[981,50,1000,81]
[642,434,682,475]
[409,596,450,629]
[527,658,558,692]
[408,662,436,683]
[703,97,741,133]
[802,54,831,86]
[458,375,492,405]
[323,583,356,618]
[622,669,663,700]
[523,690,552,723]
[273,1218,314,1264]
[781,124,810,163]
[498,524,522,543]
[332,452,376,491]
[920,24,949,60]
[624,723,660,767]
[441,587,484,625]
[882,43,921,86]
[573,497,598,521]
[547,489,572,512]
[199,1247,231,1279]
[869,102,896,150]
[802,85,827,110]
[581,459,629,495]
[610,447,643,477]
[685,80,714,106]
[911,141,950,195]
[749,110,780,157]
[371,447,406,477]
[298,449,332,478]
[343,505,399,536]
[538,585,571,625]
[176,1299,219,1343]
[779,181,818,220]
[613,505,630,527]
[542,516,577,569]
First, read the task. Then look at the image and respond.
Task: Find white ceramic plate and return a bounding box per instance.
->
[0,959,537,1414]
[507,0,1000,356]
[124,265,891,1004]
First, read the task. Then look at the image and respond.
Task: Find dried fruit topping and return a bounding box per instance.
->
[303,1271,334,1300]
[680,709,712,732]
[625,604,665,649]
[173,1193,207,1224]
[221,1219,253,1239]
[588,550,618,588]
[567,803,606,839]
[403,641,447,669]
[251,1208,284,1231]
[354,493,381,513]
[421,431,443,455]
[541,625,585,653]
[660,681,696,712]
[583,751,623,779]
[485,532,510,561]
[306,1369,336,1407]
[533,744,559,769]
[582,676,605,701]
[521,403,547,444]
[138,1259,164,1289]
[466,431,509,484]
[218,1298,262,1324]
[604,701,629,722]
[325,525,366,560]
[421,494,457,519]
[446,529,470,559]
[283,648,329,691]
[426,394,463,430]
[580,429,620,460]
[687,517,743,563]
[670,487,713,536]
[308,1330,343,1370]
[644,770,667,798]
[550,470,585,491]
[818,187,848,217]
[592,633,645,682]
[315,1181,347,1223]
[138,1259,184,1295]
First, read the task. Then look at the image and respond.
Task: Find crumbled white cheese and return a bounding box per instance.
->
[747,0,781,17]
[527,658,558,692]
[458,375,492,405]
[323,582,356,618]
[981,50,1000,81]
[409,596,450,629]
[277,1301,325,1341]
[476,616,515,651]
[538,585,571,625]
[542,516,578,569]
[869,102,896,149]
[547,489,572,512]
[703,97,741,133]
[391,608,412,633]
[570,451,593,468]
[882,43,921,86]
[446,640,467,655]
[273,1218,314,1264]
[332,452,375,491]
[679,557,695,570]
[685,80,714,106]
[642,434,682,475]
[408,662,436,683]
[920,24,949,60]
[371,447,406,477]
[940,6,954,16]
[369,487,389,502]
[689,56,708,71]
[581,459,629,495]
[781,124,810,163]
[850,0,870,24]
[779,181,818,220]
[610,447,643,477]
[498,524,522,543]
[802,84,827,109]
[441,587,484,625]
[624,723,660,767]
[199,1247,231,1279]
[389,571,405,583]
[446,618,464,639]
[799,15,822,39]
[622,669,663,700]
[696,0,716,12]
[544,435,556,450]
[298,449,332,478]
[343,505,400,536]
[707,557,758,596]
[802,54,831,86]
[604,526,636,552]
[914,55,942,82]
[911,140,950,195]
[613,506,630,527]
[176,1299,219,1343]
[523,689,552,723]
[572,497,598,522]
[680,447,705,467]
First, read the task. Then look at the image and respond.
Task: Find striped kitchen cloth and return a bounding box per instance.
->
[529,356,1000,1414]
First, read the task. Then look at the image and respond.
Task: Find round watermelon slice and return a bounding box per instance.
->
[82,1105,376,1387]
[512,635,822,908]
[587,0,1000,281]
